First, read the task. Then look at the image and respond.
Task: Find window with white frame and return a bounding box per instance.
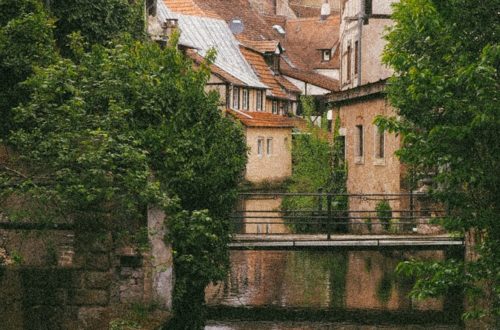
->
[266,138,273,156]
[257,137,264,157]
[232,87,240,109]
[375,126,385,159]
[256,90,263,111]
[272,100,278,114]
[242,89,249,110]
[322,49,331,61]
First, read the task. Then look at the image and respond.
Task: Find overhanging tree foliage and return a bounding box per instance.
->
[0,0,57,137]
[46,0,145,54]
[377,0,499,322]
[1,35,247,329]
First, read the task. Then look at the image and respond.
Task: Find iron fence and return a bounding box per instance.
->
[231,191,445,237]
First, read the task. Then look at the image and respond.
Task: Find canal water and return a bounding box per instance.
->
[204,249,463,329]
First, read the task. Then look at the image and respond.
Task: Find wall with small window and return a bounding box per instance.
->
[245,127,292,183]
[334,97,401,195]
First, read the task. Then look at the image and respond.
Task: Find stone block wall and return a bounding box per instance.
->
[0,217,173,329]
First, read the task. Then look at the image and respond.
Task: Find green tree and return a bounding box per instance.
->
[0,0,57,137]
[377,0,499,322]
[0,37,247,329]
[46,0,145,54]
[283,96,347,233]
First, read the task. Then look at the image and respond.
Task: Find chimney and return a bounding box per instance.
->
[163,18,179,37]
[320,0,331,20]
[155,18,178,48]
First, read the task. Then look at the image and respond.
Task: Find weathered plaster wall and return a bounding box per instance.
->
[245,127,292,183]
[360,18,394,85]
[334,96,403,231]
[290,0,341,11]
[314,68,340,80]
[339,0,397,89]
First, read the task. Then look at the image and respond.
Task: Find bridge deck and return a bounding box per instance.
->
[229,234,464,249]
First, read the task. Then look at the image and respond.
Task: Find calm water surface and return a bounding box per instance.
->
[205,250,463,329]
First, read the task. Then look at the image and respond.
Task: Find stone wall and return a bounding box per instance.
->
[0,214,173,329]
[334,96,404,233]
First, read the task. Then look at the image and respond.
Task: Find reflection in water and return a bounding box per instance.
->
[206,250,447,311]
[205,321,462,330]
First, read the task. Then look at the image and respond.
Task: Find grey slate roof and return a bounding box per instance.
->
[157,2,267,89]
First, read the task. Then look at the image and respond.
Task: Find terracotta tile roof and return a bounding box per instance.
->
[261,14,287,28]
[162,0,218,18]
[165,0,278,41]
[290,4,321,18]
[241,39,281,54]
[228,110,295,128]
[281,58,339,91]
[283,15,340,70]
[275,74,302,94]
[240,46,299,99]
[185,50,247,86]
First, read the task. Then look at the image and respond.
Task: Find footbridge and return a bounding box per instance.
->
[229,192,464,250]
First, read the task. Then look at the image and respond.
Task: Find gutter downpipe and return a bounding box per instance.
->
[357,0,364,87]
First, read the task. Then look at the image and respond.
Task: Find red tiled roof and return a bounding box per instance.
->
[275,74,302,94]
[165,0,279,41]
[281,58,339,91]
[290,4,321,18]
[228,110,295,128]
[240,46,300,99]
[162,0,218,17]
[241,39,281,54]
[283,15,340,70]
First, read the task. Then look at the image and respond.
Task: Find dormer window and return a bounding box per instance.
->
[322,49,331,61]
[265,54,280,74]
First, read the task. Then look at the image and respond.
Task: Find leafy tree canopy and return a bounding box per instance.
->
[0,0,57,137]
[2,35,246,222]
[47,0,145,53]
[377,0,499,322]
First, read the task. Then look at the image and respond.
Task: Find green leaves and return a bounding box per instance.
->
[384,0,500,321]
[47,0,145,55]
[0,0,57,137]
[2,37,246,224]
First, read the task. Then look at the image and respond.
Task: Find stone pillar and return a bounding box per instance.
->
[72,230,113,329]
[147,207,173,310]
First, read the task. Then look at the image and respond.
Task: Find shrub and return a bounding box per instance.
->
[376,200,392,231]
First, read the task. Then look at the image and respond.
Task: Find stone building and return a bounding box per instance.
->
[327,0,402,226]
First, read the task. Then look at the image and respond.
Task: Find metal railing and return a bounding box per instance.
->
[231,191,445,237]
